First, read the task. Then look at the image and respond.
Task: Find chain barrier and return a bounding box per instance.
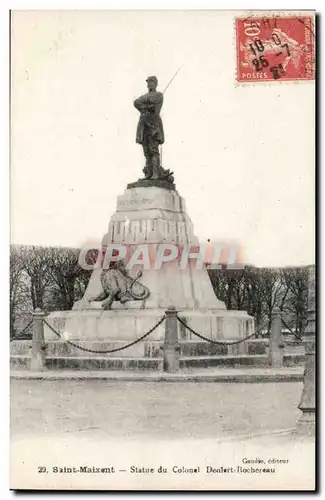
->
[42,316,166,354]
[10,319,34,342]
[14,310,301,354]
[280,315,302,342]
[176,315,269,346]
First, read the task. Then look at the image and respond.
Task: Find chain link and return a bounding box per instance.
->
[280,315,302,342]
[176,315,268,346]
[43,316,166,354]
[10,319,34,342]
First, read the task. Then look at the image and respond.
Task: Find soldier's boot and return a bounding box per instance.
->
[152,153,163,179]
[143,156,153,179]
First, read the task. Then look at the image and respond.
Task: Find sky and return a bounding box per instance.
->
[10,10,315,267]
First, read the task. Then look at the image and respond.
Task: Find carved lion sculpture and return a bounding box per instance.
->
[93,263,150,310]
[72,262,150,311]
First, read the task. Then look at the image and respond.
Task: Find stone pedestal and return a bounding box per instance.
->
[30,308,47,371]
[46,185,253,343]
[295,341,315,437]
[44,308,253,342]
[268,307,284,367]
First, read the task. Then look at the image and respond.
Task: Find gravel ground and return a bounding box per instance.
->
[11,379,303,439]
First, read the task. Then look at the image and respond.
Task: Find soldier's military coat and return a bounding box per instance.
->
[134,91,165,145]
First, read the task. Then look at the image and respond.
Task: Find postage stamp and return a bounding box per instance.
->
[235,15,315,82]
[10,10,316,492]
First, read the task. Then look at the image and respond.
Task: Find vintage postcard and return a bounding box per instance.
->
[10,10,316,491]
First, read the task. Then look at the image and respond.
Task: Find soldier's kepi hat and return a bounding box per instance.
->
[146,76,158,83]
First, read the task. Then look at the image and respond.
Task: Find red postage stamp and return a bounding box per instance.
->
[235,15,315,82]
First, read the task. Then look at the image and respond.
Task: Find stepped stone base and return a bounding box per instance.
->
[10,352,305,372]
[44,309,254,347]
[10,335,305,372]
[10,338,303,358]
[10,339,270,359]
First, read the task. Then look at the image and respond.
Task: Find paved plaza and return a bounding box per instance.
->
[11,379,303,439]
[10,379,315,490]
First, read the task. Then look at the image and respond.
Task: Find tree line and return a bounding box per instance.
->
[208,266,308,337]
[10,244,309,339]
[10,244,92,336]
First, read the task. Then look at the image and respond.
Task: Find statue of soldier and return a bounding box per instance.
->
[134,76,166,180]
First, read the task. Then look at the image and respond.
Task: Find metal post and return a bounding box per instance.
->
[163,308,180,372]
[268,307,284,368]
[295,265,316,436]
[30,308,47,371]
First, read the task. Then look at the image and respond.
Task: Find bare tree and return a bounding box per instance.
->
[11,244,92,315]
[208,265,309,335]
[19,245,54,310]
[10,245,32,336]
[208,266,248,311]
[258,268,284,333]
[280,266,308,338]
[243,266,266,329]
[46,247,91,311]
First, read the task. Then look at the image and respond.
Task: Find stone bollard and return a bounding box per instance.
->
[268,307,284,368]
[30,308,47,371]
[163,308,180,373]
[295,265,316,436]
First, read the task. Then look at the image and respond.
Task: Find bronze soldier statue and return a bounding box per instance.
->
[134,76,173,181]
